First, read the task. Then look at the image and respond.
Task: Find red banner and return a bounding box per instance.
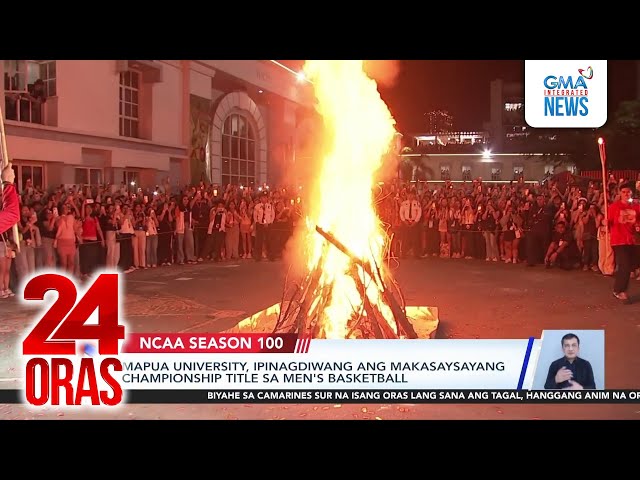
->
[121,333,304,354]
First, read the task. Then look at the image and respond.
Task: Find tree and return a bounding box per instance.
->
[521,129,600,172]
[612,100,640,136]
[600,100,640,169]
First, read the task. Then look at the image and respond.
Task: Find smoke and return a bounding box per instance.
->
[363,60,401,88]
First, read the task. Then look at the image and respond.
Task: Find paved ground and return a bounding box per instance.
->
[1,256,639,420]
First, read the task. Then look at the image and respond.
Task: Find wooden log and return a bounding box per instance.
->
[289,259,324,335]
[315,225,418,339]
[349,268,396,339]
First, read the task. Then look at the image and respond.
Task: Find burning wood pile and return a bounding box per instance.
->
[272,225,418,339]
[228,60,438,340]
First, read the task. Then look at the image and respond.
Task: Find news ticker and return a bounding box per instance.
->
[2,389,639,404]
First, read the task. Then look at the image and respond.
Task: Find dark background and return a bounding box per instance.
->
[280,60,639,133]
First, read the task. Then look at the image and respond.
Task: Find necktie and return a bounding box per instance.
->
[408,202,412,220]
[260,206,265,224]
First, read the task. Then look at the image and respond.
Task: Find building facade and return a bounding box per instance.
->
[1,60,317,193]
[400,152,575,183]
[486,79,527,151]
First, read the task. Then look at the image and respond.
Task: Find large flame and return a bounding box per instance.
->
[303,60,397,339]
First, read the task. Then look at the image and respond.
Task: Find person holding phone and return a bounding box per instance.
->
[608,182,640,304]
[38,206,58,268]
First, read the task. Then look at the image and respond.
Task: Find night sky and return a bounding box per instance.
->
[279,60,638,133]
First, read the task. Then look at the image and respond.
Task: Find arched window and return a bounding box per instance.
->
[221,112,256,186]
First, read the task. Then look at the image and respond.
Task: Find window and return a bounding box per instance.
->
[39,61,56,97]
[491,167,502,181]
[123,171,139,188]
[567,165,577,174]
[504,103,523,112]
[545,165,555,175]
[513,165,524,180]
[440,164,451,180]
[12,164,44,192]
[119,70,140,138]
[221,113,257,186]
[75,168,103,186]
[3,60,54,124]
[461,165,472,181]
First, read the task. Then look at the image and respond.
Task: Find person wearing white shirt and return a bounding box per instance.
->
[253,192,274,261]
[399,190,422,258]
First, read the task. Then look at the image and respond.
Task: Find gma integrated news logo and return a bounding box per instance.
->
[19,270,128,409]
[524,60,607,128]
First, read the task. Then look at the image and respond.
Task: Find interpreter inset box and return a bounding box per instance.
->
[531,330,605,390]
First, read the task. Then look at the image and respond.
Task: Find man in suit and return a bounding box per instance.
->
[544,333,596,390]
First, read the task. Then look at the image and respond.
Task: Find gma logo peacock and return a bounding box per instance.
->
[543,66,594,117]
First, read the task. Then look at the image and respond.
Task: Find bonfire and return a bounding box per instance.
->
[232,60,438,340]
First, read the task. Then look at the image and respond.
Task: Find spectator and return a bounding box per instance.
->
[579,203,601,272]
[239,199,252,259]
[54,203,78,274]
[132,203,147,269]
[253,192,274,261]
[80,201,104,278]
[545,221,573,269]
[526,195,551,266]
[102,204,120,268]
[157,200,174,266]
[205,200,226,262]
[145,206,159,268]
[400,189,422,258]
[437,198,450,258]
[225,200,241,261]
[480,201,499,262]
[449,199,462,259]
[38,206,57,268]
[117,205,135,273]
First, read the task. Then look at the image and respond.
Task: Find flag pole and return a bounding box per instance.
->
[0,102,20,253]
[598,137,609,251]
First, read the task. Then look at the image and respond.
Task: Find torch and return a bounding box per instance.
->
[597,137,609,249]
[0,104,20,253]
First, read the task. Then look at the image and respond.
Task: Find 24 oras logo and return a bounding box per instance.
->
[21,272,127,408]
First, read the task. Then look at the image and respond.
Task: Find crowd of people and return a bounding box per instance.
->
[0,170,302,298]
[377,176,640,303]
[0,164,639,304]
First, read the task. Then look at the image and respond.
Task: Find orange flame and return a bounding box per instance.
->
[303,60,397,339]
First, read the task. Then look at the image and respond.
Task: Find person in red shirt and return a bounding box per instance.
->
[0,163,19,234]
[608,182,640,304]
[1,163,20,298]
